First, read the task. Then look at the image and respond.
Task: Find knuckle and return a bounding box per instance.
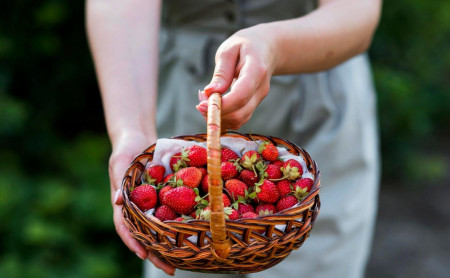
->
[213,68,228,81]
[256,62,269,78]
[227,113,245,130]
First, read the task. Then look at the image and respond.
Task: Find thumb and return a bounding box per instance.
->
[204,44,240,97]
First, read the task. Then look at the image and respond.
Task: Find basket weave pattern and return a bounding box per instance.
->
[121,94,321,273]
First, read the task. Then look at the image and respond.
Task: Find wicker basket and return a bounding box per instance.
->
[121,93,321,273]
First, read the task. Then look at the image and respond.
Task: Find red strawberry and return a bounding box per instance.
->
[154,205,178,221]
[170,152,187,172]
[222,194,232,207]
[200,174,209,193]
[293,178,314,198]
[221,161,240,181]
[206,193,231,208]
[240,150,261,170]
[237,202,255,215]
[276,180,293,197]
[221,147,239,162]
[224,207,239,220]
[190,210,198,219]
[182,145,207,167]
[225,179,248,199]
[240,211,259,219]
[130,184,157,211]
[255,203,277,216]
[239,170,259,187]
[174,216,185,222]
[145,165,166,185]
[175,167,202,188]
[272,160,284,168]
[276,195,298,212]
[264,164,283,180]
[255,180,280,204]
[162,173,174,184]
[258,141,278,162]
[165,186,197,215]
[197,167,207,179]
[281,159,303,180]
[158,185,173,206]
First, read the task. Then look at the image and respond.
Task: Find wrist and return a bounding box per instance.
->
[110,128,157,152]
[251,23,284,76]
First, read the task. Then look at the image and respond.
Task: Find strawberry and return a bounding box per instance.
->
[293,178,314,199]
[198,206,211,220]
[255,203,277,216]
[272,159,284,168]
[276,180,293,197]
[239,169,259,187]
[221,147,239,162]
[174,216,185,222]
[221,161,240,181]
[197,167,207,179]
[276,195,298,212]
[224,207,239,220]
[158,185,173,206]
[170,152,187,172]
[190,210,198,219]
[281,159,303,181]
[165,186,197,215]
[182,145,207,167]
[255,180,280,204]
[258,141,278,162]
[225,179,248,199]
[200,174,209,193]
[162,173,175,184]
[175,167,202,188]
[237,202,255,215]
[145,165,166,185]
[222,193,232,207]
[240,211,259,219]
[264,164,283,180]
[206,193,231,207]
[240,150,261,171]
[130,184,157,211]
[154,205,178,221]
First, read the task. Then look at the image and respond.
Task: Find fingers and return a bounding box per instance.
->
[221,55,268,116]
[114,189,123,205]
[113,204,147,259]
[204,43,240,96]
[220,56,271,130]
[148,252,176,276]
[114,203,176,275]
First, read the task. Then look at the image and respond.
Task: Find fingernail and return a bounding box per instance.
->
[198,90,208,102]
[135,252,145,260]
[114,189,121,204]
[196,103,207,113]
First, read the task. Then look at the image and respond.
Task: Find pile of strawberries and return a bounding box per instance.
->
[129,141,314,222]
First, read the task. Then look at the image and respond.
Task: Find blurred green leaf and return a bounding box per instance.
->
[0,96,28,135]
[34,1,67,27]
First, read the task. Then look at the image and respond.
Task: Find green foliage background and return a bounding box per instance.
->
[0,1,448,277]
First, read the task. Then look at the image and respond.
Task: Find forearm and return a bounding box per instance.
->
[268,0,381,75]
[86,0,161,146]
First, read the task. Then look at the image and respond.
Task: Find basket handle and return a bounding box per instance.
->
[207,93,231,260]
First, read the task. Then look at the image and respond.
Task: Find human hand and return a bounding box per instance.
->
[109,132,175,276]
[196,24,277,130]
